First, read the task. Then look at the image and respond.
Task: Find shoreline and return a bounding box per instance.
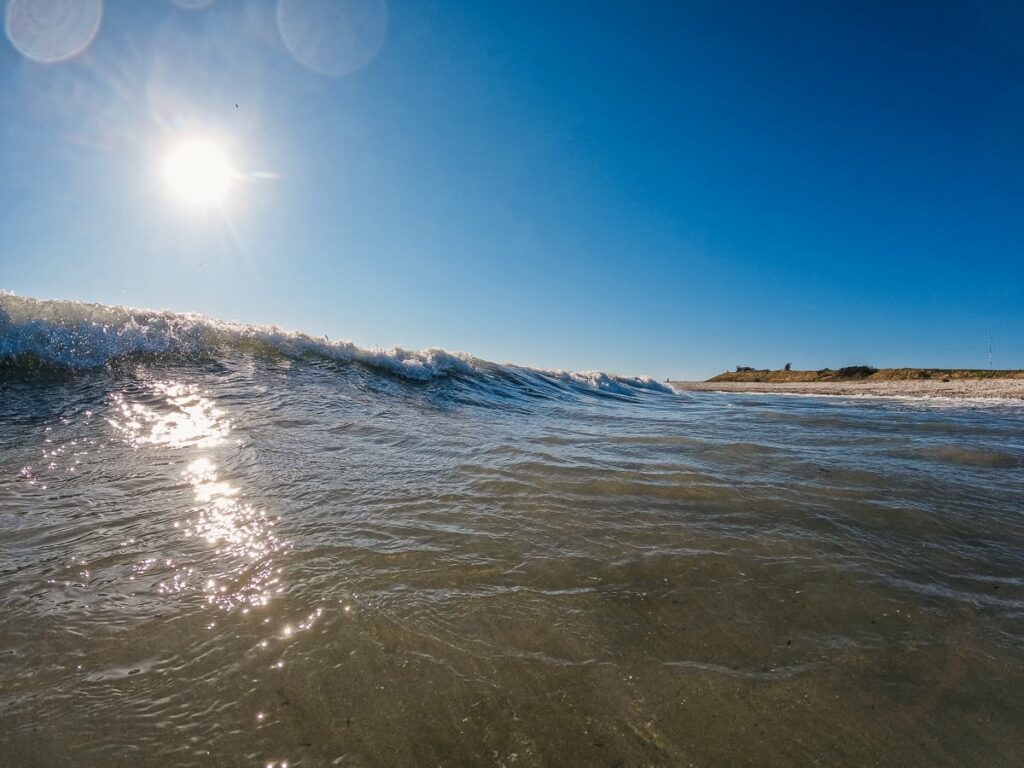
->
[669,379,1024,401]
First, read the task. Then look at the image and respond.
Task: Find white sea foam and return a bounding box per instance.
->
[0,293,673,394]
[535,368,673,395]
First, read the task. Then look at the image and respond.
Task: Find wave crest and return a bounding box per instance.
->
[0,293,673,396]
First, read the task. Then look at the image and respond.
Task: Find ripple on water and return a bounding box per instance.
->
[1,359,1024,766]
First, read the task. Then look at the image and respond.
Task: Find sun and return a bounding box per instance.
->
[162,138,235,206]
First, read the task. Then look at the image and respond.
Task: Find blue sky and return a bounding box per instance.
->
[1,0,1022,379]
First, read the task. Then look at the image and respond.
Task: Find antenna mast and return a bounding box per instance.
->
[988,329,993,369]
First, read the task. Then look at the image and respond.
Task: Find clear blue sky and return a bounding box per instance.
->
[1,0,1021,379]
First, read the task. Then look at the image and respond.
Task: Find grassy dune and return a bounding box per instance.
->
[709,367,1024,383]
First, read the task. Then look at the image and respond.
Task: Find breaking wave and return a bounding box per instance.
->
[0,292,673,397]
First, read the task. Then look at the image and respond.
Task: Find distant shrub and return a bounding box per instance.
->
[736,366,755,372]
[784,363,791,371]
[836,366,878,379]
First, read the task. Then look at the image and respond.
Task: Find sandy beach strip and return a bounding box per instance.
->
[669,379,1024,400]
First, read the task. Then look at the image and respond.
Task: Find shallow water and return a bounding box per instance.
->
[2,303,1024,767]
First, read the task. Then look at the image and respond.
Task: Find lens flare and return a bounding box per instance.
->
[5,0,102,64]
[276,0,387,77]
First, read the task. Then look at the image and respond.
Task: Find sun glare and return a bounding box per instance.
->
[162,138,235,206]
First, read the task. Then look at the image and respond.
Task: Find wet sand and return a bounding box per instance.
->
[671,379,1024,400]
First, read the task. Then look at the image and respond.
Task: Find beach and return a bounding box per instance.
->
[671,378,1024,400]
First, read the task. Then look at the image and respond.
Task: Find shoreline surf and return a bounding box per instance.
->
[670,379,1024,401]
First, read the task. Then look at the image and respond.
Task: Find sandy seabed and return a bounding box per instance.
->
[670,379,1024,400]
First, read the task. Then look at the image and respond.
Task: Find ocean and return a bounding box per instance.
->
[1,294,1022,767]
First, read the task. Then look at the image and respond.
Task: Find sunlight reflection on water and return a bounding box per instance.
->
[107,381,231,448]
[180,456,283,611]
[108,381,286,612]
